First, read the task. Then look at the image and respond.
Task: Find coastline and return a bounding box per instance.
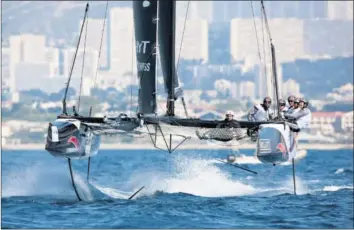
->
[2,143,353,151]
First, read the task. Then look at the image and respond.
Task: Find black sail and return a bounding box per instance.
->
[133,0,158,115]
[158,0,180,114]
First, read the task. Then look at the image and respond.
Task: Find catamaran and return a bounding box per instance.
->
[45,0,301,201]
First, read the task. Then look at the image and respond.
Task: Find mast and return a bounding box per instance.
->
[158,0,178,116]
[270,43,281,119]
[133,0,158,115]
[62,3,89,115]
[260,0,280,119]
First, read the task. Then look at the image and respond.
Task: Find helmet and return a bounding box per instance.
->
[279,98,286,106]
[299,97,308,107]
[226,110,234,116]
[263,96,272,104]
[288,95,296,102]
[294,98,300,104]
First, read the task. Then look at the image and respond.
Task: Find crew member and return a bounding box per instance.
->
[286,95,296,114]
[284,97,312,132]
[247,96,273,122]
[196,110,243,141]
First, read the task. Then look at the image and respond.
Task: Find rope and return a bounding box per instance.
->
[176,1,190,118]
[249,1,265,98]
[91,0,108,115]
[93,0,108,89]
[260,1,273,43]
[77,4,89,113]
[260,4,269,97]
[62,3,89,115]
[260,0,280,117]
[176,0,190,71]
[130,11,135,117]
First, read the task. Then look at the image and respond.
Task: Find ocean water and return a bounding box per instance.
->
[2,148,353,228]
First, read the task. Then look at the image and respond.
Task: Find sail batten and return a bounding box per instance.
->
[133,0,158,115]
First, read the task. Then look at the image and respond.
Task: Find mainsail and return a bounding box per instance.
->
[157,0,180,116]
[133,0,158,115]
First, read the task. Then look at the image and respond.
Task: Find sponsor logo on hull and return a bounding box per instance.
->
[276,143,287,157]
[68,136,80,149]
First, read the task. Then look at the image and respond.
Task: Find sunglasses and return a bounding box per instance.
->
[288,100,294,102]
[280,103,285,106]
[265,101,272,104]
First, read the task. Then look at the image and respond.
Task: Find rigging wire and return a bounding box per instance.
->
[77,6,89,113]
[176,0,190,71]
[130,15,134,117]
[260,4,269,97]
[249,1,265,96]
[91,0,109,116]
[176,1,190,118]
[62,3,89,115]
[260,0,280,118]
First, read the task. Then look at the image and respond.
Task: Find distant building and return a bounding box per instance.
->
[239,81,255,100]
[282,78,301,98]
[14,62,50,92]
[341,111,353,132]
[269,18,305,63]
[208,21,231,65]
[109,7,135,77]
[79,18,108,69]
[212,1,250,22]
[211,1,327,21]
[230,18,264,63]
[9,34,46,64]
[45,47,60,78]
[327,1,353,20]
[63,48,99,81]
[187,1,213,21]
[265,1,327,19]
[176,19,208,61]
[1,47,15,93]
[310,112,343,134]
[230,18,304,63]
[303,19,353,57]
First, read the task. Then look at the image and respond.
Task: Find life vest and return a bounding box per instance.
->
[286,106,294,114]
[296,108,312,129]
[280,107,288,118]
[251,104,271,121]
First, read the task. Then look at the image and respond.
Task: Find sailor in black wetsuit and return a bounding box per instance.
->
[196,110,243,142]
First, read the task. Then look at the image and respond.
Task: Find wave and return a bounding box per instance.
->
[3,152,350,201]
[334,168,353,175]
[323,185,353,192]
[127,154,258,198]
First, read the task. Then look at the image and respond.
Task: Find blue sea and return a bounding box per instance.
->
[2,148,353,228]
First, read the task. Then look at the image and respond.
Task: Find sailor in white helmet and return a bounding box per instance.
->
[224,110,235,122]
[286,95,296,114]
[196,110,243,141]
[247,96,273,122]
[284,97,312,132]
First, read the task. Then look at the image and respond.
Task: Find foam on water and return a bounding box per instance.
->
[93,184,131,199]
[126,154,258,198]
[2,161,113,201]
[2,162,74,198]
[335,168,345,174]
[323,185,354,192]
[3,151,351,201]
